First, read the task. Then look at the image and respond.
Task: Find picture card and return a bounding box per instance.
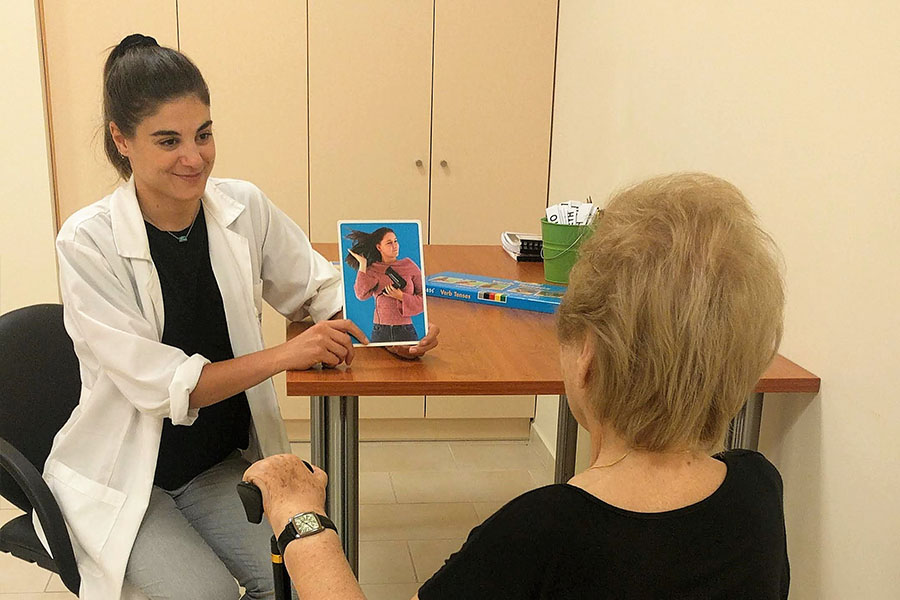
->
[337,220,428,347]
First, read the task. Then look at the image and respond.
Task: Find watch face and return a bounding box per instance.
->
[292,513,321,536]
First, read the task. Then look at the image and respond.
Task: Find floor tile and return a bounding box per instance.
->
[529,468,554,487]
[360,503,479,541]
[360,442,455,473]
[358,541,416,585]
[45,575,70,593]
[360,472,397,504]
[472,501,507,522]
[359,582,421,600]
[449,441,548,472]
[1,508,25,526]
[390,470,537,504]
[0,549,53,594]
[408,539,465,582]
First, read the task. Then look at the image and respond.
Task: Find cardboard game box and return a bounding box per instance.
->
[425,272,565,314]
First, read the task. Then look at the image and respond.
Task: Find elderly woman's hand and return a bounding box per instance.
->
[386,322,440,360]
[242,454,328,533]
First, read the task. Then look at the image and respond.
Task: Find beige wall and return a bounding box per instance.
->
[549,1,899,598]
[0,3,59,313]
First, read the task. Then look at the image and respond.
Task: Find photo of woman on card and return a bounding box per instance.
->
[339,221,427,345]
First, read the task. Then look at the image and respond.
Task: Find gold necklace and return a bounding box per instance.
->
[586,450,630,470]
[145,207,200,243]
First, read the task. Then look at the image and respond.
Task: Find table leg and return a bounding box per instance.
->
[309,395,359,575]
[554,395,578,483]
[725,392,764,451]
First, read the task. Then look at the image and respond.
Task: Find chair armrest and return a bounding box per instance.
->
[0,437,80,594]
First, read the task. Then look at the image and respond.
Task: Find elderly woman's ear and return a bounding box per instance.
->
[574,334,596,390]
[560,333,596,397]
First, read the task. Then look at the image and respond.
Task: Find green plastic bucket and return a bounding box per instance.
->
[541,218,590,284]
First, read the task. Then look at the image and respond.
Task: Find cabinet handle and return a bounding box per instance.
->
[440,160,448,168]
[415,159,423,167]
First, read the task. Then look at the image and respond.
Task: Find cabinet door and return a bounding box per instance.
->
[178,1,309,229]
[429,0,557,244]
[41,1,178,225]
[307,0,433,243]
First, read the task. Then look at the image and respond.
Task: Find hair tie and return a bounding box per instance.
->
[112,34,158,60]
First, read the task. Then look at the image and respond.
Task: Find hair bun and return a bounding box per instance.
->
[112,33,158,60]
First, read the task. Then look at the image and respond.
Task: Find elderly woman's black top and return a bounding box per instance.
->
[418,449,789,600]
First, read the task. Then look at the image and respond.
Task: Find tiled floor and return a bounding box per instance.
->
[0,440,553,599]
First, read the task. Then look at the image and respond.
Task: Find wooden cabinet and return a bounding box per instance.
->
[307,0,434,243]
[425,395,536,419]
[41,0,177,224]
[178,0,309,227]
[307,0,557,246]
[429,0,557,244]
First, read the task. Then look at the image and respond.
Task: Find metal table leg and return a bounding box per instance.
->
[310,395,359,575]
[725,392,764,451]
[554,395,578,483]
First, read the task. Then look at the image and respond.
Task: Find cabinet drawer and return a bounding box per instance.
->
[425,395,535,419]
[360,396,425,419]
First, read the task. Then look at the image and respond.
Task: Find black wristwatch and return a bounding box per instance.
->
[276,512,338,555]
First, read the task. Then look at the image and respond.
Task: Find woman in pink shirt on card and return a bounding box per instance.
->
[346,228,424,343]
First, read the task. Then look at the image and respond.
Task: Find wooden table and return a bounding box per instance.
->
[287,244,820,572]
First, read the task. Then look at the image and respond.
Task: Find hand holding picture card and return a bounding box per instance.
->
[338,220,428,347]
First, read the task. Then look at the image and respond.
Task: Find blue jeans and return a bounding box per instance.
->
[126,452,294,599]
[371,323,418,343]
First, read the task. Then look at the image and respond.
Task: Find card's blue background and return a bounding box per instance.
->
[338,221,426,344]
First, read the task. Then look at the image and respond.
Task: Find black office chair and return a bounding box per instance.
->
[0,303,82,595]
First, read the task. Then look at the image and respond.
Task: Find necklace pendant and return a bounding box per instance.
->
[176,235,188,243]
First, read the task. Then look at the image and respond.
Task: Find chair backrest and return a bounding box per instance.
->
[0,304,81,511]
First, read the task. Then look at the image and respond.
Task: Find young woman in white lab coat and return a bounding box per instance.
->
[37,34,438,600]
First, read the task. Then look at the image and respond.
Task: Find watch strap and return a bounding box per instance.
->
[276,512,337,555]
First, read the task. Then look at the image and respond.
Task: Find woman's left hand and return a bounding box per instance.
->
[382,285,404,301]
[386,322,440,360]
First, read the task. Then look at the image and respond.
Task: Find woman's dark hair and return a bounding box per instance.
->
[344,227,394,270]
[103,33,210,178]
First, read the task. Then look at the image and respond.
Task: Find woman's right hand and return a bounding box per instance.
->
[279,319,369,370]
[348,250,367,273]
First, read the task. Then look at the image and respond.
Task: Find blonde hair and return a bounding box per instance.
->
[557,173,784,452]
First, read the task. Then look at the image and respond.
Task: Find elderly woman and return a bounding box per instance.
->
[244,173,789,599]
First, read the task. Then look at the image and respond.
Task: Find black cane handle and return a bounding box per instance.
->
[237,460,315,524]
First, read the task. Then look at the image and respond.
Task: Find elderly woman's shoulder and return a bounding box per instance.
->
[482,484,594,525]
[716,449,784,490]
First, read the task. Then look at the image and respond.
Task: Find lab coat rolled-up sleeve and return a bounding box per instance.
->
[255,194,343,323]
[57,236,207,425]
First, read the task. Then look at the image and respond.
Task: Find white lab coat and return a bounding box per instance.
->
[35,177,342,599]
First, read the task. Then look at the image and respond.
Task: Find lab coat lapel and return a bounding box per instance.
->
[202,183,261,355]
[108,178,165,339]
